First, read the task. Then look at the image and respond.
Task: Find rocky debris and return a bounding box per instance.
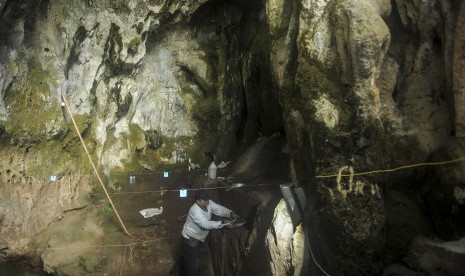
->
[384,236,465,275]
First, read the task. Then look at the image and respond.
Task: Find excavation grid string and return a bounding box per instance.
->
[89,156,465,196]
[27,236,178,252]
[90,183,274,195]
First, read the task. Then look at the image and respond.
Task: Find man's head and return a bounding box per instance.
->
[194,190,209,208]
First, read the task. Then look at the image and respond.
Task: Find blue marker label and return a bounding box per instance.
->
[180,189,187,197]
[164,172,169,177]
[50,175,57,181]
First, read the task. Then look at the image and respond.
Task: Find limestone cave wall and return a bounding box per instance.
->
[282,0,465,274]
[0,0,464,275]
[0,0,282,261]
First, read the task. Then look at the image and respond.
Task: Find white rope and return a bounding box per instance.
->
[90,183,275,195]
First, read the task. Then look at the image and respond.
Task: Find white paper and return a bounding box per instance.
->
[139,207,163,218]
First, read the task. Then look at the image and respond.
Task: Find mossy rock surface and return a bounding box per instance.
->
[4,59,66,144]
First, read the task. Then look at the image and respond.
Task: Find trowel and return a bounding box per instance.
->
[225,182,245,191]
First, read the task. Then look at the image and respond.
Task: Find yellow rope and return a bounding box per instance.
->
[61,93,130,235]
[315,156,465,178]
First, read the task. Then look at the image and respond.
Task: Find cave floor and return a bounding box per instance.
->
[106,171,202,275]
[27,171,207,275]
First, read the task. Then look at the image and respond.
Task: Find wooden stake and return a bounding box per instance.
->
[61,93,130,235]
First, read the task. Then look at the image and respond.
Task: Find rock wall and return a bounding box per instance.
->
[453,1,465,137]
[276,0,465,274]
[0,0,282,260]
[0,0,464,274]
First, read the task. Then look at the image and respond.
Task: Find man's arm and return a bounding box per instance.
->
[209,200,235,218]
[190,207,222,229]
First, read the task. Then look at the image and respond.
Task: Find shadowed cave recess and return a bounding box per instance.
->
[1,0,465,275]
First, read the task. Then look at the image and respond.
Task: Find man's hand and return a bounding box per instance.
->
[230,212,240,220]
[221,221,234,229]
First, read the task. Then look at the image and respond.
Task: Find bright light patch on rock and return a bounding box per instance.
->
[313,96,339,129]
[266,199,295,275]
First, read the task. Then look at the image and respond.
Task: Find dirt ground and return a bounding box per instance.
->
[115,171,204,275]
[26,170,207,276]
[101,170,205,275]
[34,168,264,275]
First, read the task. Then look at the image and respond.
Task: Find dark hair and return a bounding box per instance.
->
[194,190,209,201]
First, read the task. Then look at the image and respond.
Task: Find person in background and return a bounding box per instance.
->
[182,189,240,276]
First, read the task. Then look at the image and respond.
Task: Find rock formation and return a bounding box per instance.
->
[0,0,464,274]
